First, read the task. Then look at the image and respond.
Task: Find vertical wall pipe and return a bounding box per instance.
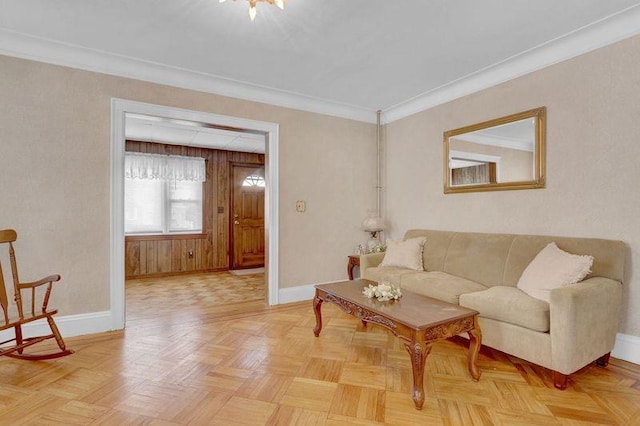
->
[376,109,381,217]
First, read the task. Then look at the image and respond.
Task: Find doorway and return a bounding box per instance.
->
[111,99,280,331]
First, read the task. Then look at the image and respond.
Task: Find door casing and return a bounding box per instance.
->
[110,99,279,331]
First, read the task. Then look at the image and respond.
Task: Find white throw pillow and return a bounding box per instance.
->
[379,237,427,271]
[517,242,593,302]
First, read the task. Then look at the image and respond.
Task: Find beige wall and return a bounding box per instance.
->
[0,55,377,315]
[384,34,640,337]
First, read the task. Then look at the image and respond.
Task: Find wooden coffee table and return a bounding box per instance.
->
[313,279,482,410]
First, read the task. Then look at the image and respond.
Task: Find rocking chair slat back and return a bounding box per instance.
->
[0,229,17,244]
[0,260,8,325]
[8,241,24,320]
[0,230,17,324]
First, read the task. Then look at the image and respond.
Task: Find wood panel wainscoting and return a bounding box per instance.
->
[124,140,265,278]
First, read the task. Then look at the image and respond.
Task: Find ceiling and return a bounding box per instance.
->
[126,114,266,153]
[2,1,640,122]
[456,118,535,152]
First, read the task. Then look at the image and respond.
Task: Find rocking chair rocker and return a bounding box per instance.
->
[0,229,73,360]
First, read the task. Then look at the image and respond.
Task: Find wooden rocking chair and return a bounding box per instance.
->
[0,229,73,360]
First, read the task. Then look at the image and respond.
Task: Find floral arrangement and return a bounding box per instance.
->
[368,244,387,254]
[362,281,402,302]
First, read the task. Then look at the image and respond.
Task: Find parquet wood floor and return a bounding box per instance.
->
[1,272,639,425]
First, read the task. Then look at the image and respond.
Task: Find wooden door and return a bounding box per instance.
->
[231,164,265,269]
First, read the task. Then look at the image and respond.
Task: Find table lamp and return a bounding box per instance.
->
[362,213,386,253]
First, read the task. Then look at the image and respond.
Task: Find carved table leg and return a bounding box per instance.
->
[467,317,482,381]
[347,259,355,280]
[313,295,323,337]
[404,339,432,410]
[347,256,359,280]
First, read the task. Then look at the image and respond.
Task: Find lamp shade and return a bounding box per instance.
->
[362,215,386,232]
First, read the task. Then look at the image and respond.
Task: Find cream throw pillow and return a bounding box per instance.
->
[379,237,427,271]
[517,242,593,302]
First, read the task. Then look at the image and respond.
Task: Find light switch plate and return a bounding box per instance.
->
[296,200,306,212]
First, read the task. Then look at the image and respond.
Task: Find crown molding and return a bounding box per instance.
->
[0,29,376,124]
[382,4,640,124]
[3,4,640,127]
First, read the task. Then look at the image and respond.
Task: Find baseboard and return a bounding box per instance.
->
[612,333,640,365]
[230,267,265,276]
[278,280,348,304]
[278,284,316,304]
[0,311,113,345]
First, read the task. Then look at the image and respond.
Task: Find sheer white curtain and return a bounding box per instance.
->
[124,152,206,182]
[124,153,205,234]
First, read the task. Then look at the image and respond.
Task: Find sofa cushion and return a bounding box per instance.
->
[379,237,427,271]
[363,267,422,287]
[443,233,515,287]
[400,271,487,305]
[517,242,593,302]
[459,286,550,332]
[404,229,455,272]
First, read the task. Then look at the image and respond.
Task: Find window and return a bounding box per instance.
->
[242,175,265,188]
[168,180,203,232]
[125,179,203,234]
[124,153,205,235]
[125,178,164,234]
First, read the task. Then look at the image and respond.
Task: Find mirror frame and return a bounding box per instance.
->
[443,106,546,194]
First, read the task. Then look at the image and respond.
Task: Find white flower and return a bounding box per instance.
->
[362,282,402,302]
[362,285,376,298]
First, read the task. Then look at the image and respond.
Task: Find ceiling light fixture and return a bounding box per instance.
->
[219,0,285,22]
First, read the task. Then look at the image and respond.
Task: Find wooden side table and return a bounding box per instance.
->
[347,255,360,280]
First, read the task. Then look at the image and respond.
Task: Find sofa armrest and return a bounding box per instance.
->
[359,253,385,278]
[550,277,622,374]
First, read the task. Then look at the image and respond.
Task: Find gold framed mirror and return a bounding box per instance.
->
[444,107,546,194]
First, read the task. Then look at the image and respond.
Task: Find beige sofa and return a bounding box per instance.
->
[360,229,625,389]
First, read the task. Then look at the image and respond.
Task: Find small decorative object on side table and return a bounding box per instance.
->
[362,212,386,253]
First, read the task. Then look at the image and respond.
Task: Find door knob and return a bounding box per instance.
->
[233,213,239,218]
[234,220,240,225]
